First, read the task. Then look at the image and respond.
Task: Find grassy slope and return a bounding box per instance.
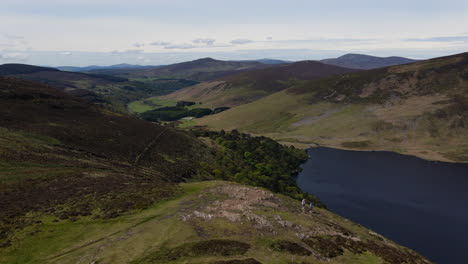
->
[0,77,216,248]
[0,181,430,264]
[129,61,358,114]
[194,53,468,162]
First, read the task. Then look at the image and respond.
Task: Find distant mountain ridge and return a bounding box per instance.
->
[321,53,419,69]
[91,57,272,82]
[0,63,60,75]
[56,63,159,72]
[57,58,289,73]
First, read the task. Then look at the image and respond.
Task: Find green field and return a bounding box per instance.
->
[128,97,178,113]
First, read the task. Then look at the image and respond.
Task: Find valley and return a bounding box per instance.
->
[1,51,466,264]
[2,1,468,263]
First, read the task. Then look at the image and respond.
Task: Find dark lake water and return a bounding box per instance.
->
[296,147,468,264]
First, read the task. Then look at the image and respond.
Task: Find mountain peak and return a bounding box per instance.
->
[321,53,419,69]
[194,57,218,62]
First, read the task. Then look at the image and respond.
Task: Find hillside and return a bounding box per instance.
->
[321,54,418,70]
[0,181,431,264]
[194,52,468,163]
[132,61,357,112]
[0,77,432,263]
[0,63,183,112]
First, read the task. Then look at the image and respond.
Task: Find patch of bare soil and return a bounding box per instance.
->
[180,183,358,242]
[181,184,283,230]
[290,107,346,128]
[179,183,431,263]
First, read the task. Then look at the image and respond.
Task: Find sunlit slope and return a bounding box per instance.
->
[195,53,468,162]
[156,61,357,109]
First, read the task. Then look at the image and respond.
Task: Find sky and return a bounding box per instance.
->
[1,0,468,66]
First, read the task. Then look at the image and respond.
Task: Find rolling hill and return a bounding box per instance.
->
[0,76,431,263]
[131,61,358,112]
[0,63,182,112]
[194,52,468,163]
[321,53,419,70]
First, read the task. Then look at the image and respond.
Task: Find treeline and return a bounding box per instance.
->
[140,101,230,122]
[193,129,326,208]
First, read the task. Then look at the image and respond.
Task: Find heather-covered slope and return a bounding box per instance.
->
[0,77,211,238]
[195,52,468,162]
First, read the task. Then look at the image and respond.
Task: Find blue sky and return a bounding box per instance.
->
[1,0,467,66]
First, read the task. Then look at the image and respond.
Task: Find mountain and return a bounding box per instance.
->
[321,53,419,69]
[0,77,430,263]
[235,58,291,64]
[88,57,270,81]
[127,57,270,81]
[133,60,358,112]
[194,52,468,163]
[0,63,60,75]
[57,63,158,72]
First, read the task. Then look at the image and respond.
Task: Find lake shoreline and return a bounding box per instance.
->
[296,147,468,264]
[279,140,467,164]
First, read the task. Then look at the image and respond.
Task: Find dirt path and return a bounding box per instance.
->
[133,127,167,167]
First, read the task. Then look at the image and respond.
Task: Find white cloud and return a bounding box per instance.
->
[193,38,216,45]
[133,42,145,48]
[164,43,195,49]
[1,52,29,61]
[111,49,143,54]
[230,39,253,44]
[150,41,171,46]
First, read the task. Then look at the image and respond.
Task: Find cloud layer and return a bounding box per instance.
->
[0,0,467,65]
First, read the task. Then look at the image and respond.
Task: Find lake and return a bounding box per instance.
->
[296,147,468,264]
